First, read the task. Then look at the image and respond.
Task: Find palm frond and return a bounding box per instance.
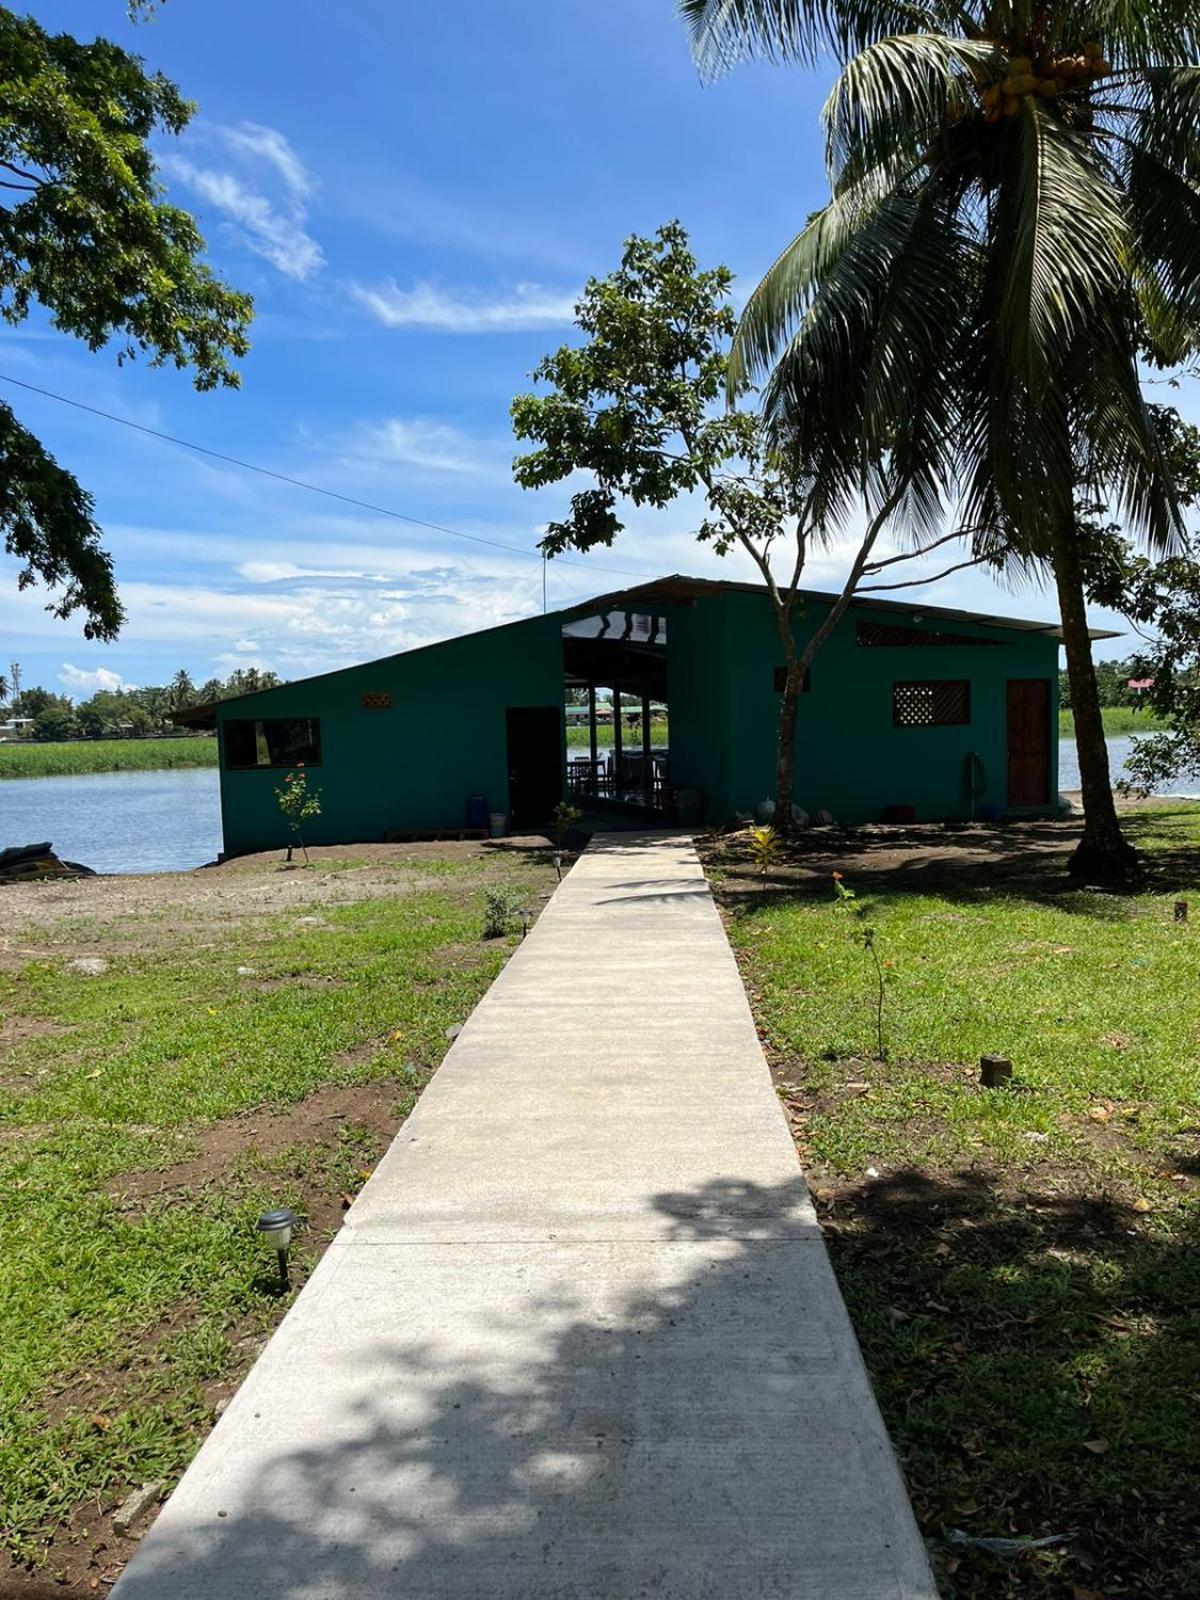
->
[1126,144,1200,360]
[998,98,1128,395]
[678,0,959,77]
[761,178,973,537]
[824,32,999,185]
[729,163,917,391]
[1046,3,1200,70]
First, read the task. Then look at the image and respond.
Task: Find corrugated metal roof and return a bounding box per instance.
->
[173,571,1109,728]
[561,573,1120,641]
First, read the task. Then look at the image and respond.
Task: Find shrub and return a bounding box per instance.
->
[483,885,524,939]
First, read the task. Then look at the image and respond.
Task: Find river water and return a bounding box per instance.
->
[0,767,221,874]
[0,736,1196,876]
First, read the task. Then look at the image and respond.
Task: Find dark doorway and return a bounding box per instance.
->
[506,706,562,830]
[1006,679,1051,806]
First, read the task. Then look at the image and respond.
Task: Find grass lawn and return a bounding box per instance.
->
[0,844,554,1588]
[702,804,1200,1600]
[565,717,668,749]
[0,737,218,780]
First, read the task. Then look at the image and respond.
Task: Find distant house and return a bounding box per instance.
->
[175,574,1116,857]
[0,717,34,741]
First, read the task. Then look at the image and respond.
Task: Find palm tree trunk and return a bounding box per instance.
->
[1048,511,1138,885]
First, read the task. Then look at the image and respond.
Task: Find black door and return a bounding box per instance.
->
[506,706,562,830]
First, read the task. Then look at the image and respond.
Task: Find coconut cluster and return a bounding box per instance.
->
[978,42,1112,121]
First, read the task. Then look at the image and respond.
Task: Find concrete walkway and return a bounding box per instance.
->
[114,833,936,1599]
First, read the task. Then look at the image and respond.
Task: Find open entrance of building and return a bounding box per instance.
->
[562,607,670,818]
[506,706,563,832]
[1006,679,1051,807]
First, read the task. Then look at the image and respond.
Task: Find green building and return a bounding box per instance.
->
[179,575,1092,857]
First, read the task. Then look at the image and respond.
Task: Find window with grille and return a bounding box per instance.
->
[892,681,970,727]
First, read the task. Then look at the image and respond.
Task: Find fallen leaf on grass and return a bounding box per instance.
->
[1082,1438,1109,1455]
[1088,1103,1114,1123]
[1132,1197,1153,1213]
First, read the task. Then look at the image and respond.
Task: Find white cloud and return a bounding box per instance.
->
[342,417,489,475]
[215,122,312,199]
[349,279,577,333]
[159,123,323,282]
[58,663,130,696]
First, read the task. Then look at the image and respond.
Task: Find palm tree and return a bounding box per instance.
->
[682,0,1200,882]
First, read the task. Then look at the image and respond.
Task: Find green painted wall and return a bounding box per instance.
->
[215,613,565,856]
[213,587,1061,854]
[670,588,1059,824]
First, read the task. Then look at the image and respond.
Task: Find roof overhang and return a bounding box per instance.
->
[560,574,1120,641]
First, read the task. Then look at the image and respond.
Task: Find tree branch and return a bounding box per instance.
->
[796,483,908,674]
[857,553,994,591]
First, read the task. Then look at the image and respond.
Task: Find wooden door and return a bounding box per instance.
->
[506,706,562,830]
[1006,679,1051,806]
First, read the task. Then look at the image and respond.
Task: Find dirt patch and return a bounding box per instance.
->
[0,841,502,946]
[701,804,1200,906]
[104,1081,406,1209]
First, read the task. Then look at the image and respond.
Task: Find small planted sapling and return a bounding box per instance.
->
[274,767,322,865]
[553,801,583,849]
[749,824,779,890]
[832,871,889,1061]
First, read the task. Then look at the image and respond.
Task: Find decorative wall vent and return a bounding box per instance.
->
[893,680,971,727]
[360,691,394,711]
[857,620,1001,648]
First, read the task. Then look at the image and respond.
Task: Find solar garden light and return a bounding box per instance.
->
[257,1206,297,1291]
[552,852,563,882]
[518,907,532,939]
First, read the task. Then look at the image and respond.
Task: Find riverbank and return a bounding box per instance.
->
[0,841,558,1587]
[0,737,218,780]
[1059,705,1167,738]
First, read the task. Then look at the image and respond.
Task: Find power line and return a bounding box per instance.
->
[0,371,661,583]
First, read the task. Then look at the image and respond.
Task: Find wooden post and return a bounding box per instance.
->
[588,682,598,793]
[613,685,623,799]
[641,682,652,809]
[980,1054,1013,1088]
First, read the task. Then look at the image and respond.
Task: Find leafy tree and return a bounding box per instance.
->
[1079,407,1200,789]
[12,683,54,719]
[30,693,77,741]
[513,223,957,826]
[682,1,1200,882]
[0,7,252,638]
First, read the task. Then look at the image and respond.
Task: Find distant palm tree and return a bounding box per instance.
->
[682,0,1200,882]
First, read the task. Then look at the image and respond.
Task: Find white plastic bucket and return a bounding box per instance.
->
[488,812,507,838]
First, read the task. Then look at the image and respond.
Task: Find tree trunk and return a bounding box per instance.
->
[1049,512,1138,885]
[775,659,802,830]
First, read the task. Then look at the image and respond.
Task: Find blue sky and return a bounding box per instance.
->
[0,0,1163,699]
